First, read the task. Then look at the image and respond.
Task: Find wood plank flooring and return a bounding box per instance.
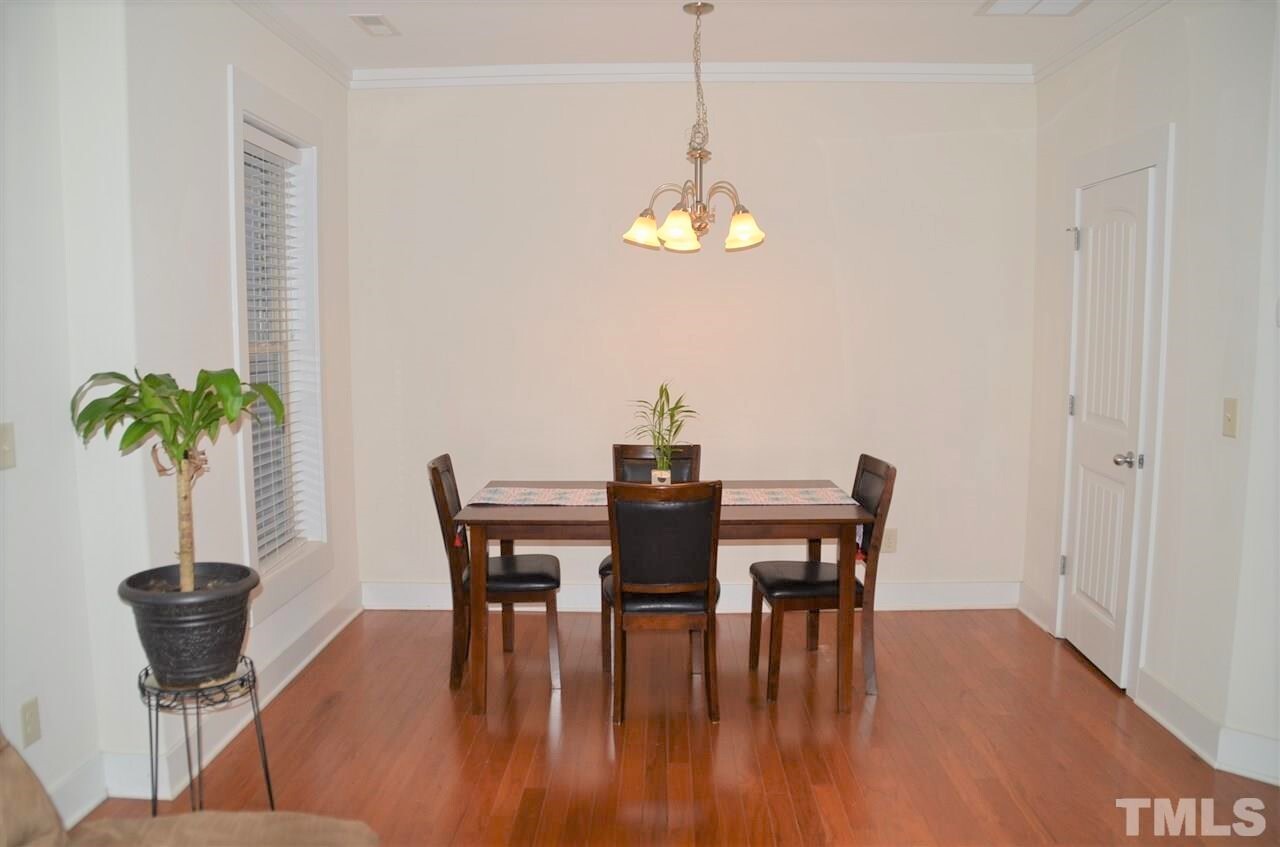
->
[82,609,1278,845]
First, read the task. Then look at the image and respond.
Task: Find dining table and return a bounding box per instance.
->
[452,479,876,715]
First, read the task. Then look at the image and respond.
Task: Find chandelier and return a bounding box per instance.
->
[622,2,765,253]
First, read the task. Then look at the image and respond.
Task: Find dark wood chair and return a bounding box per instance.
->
[428,453,563,691]
[747,454,897,701]
[611,442,702,484]
[599,444,702,671]
[605,480,723,723]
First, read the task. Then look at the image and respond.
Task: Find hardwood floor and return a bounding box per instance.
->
[83,609,1278,845]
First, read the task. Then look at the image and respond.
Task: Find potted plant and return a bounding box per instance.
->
[71,369,283,688]
[629,382,697,484]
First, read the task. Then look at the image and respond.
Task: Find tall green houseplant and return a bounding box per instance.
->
[71,369,283,592]
[630,382,697,471]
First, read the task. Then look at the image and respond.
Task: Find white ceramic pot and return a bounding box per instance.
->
[651,469,673,485]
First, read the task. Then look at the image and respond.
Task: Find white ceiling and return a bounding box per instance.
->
[238,0,1169,85]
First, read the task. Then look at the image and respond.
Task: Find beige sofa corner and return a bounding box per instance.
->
[1,732,377,847]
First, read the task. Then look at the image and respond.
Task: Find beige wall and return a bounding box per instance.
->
[348,81,1037,604]
[1,0,104,821]
[1225,0,1280,753]
[107,0,360,787]
[2,0,360,815]
[1022,0,1277,758]
[5,0,1276,816]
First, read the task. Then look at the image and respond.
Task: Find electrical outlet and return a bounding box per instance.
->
[0,422,15,470]
[1223,398,1239,438]
[882,528,898,554]
[20,698,41,748]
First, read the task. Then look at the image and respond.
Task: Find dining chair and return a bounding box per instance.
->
[747,454,897,701]
[428,453,563,691]
[599,444,702,672]
[605,480,723,723]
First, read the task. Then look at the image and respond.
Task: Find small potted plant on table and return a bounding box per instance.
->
[71,369,283,688]
[630,382,697,484]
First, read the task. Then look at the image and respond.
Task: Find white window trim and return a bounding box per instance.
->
[228,66,331,625]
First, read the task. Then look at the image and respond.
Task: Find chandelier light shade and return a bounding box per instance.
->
[656,207,696,243]
[622,209,661,249]
[660,235,701,252]
[621,2,765,254]
[724,206,765,251]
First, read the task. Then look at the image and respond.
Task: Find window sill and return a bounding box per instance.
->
[250,539,333,626]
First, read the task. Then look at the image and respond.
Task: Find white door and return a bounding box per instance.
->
[1063,167,1151,686]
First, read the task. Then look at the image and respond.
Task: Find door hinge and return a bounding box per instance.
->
[1137,453,1145,469]
[1060,555,1067,575]
[1068,394,1076,416]
[1067,226,1080,251]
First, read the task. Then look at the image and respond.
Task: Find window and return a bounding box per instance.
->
[242,123,325,570]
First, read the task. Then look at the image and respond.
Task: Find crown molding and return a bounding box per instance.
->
[236,0,1167,91]
[350,61,1035,90]
[1034,0,1168,82]
[235,1,352,87]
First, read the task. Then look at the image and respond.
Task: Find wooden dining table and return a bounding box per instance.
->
[452,479,876,715]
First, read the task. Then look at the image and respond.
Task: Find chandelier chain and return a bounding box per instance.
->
[621,2,763,253]
[689,8,709,152]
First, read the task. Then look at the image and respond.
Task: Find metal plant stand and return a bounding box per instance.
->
[138,656,274,816]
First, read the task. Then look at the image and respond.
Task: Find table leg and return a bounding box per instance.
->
[806,539,822,651]
[469,524,489,714]
[500,541,515,653]
[836,524,856,712]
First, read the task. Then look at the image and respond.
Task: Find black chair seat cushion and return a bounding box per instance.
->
[598,554,613,577]
[601,574,720,614]
[462,554,561,594]
[749,561,864,603]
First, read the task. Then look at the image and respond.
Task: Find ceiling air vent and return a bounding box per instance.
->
[978,0,1089,16]
[350,14,400,37]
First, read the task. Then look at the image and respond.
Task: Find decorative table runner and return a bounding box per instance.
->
[469,486,858,507]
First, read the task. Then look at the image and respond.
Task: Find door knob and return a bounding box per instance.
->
[1113,451,1135,468]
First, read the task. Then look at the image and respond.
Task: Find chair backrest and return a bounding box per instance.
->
[852,454,897,583]
[428,454,469,609]
[607,481,722,599]
[612,444,702,483]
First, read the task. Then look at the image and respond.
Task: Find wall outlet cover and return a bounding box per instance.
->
[1223,398,1239,438]
[882,528,898,554]
[0,422,15,470]
[20,698,41,748]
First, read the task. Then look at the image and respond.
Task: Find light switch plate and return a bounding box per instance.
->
[0,422,14,470]
[1223,398,1239,438]
[882,528,898,554]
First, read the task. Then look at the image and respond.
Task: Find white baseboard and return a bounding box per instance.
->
[1217,727,1280,786]
[1131,669,1279,785]
[1131,670,1280,787]
[875,580,1020,610]
[48,753,107,827]
[1017,599,1056,635]
[361,579,1022,613]
[1016,585,1059,635]
[1131,669,1223,769]
[101,587,363,803]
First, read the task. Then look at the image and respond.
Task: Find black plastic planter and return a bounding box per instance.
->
[119,562,260,689]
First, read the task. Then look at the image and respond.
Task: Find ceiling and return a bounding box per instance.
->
[237,0,1169,85]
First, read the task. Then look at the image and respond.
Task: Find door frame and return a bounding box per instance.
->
[1055,124,1175,690]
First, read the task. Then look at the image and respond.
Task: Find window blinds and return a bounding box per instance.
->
[243,129,325,566]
